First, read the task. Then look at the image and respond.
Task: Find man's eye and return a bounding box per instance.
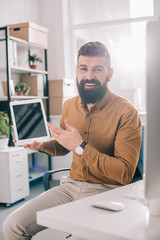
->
[80,67,88,71]
[94,68,102,72]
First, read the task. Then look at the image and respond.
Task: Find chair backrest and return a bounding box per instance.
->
[132,125,144,182]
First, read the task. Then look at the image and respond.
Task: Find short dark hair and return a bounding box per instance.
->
[78,41,111,70]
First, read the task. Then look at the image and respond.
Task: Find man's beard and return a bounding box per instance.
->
[77,77,108,104]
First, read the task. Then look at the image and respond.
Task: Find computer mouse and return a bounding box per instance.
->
[92,200,125,211]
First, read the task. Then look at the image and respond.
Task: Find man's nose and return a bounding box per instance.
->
[85,70,94,80]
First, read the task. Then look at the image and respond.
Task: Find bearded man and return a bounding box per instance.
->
[3,41,142,240]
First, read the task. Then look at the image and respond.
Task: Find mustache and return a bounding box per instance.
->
[80,79,101,86]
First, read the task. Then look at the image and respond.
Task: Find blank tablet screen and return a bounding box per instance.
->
[13,102,47,139]
[10,99,50,146]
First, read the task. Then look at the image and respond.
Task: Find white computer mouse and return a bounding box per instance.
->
[92,200,125,211]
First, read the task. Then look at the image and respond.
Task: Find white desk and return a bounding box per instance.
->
[37,180,160,240]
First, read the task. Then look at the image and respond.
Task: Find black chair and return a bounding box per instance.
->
[132,125,144,182]
[43,168,71,191]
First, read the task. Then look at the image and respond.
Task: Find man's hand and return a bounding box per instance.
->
[48,119,83,152]
[24,141,43,151]
[13,138,43,151]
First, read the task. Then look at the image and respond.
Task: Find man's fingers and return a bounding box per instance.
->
[24,141,41,150]
[64,119,75,132]
[24,144,31,148]
[48,123,64,136]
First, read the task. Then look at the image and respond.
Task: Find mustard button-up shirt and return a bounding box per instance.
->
[42,88,142,185]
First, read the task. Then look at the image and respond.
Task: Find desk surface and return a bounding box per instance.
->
[37,180,160,240]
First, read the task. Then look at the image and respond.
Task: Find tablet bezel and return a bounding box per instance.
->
[10,98,50,146]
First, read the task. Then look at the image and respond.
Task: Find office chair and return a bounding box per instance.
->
[132,125,144,182]
[43,168,71,191]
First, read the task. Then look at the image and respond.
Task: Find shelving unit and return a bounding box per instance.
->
[0,25,51,184]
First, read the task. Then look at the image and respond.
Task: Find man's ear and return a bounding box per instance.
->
[108,68,114,82]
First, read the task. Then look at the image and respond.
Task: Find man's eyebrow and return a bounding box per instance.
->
[78,64,104,69]
[94,65,104,69]
[79,64,88,68]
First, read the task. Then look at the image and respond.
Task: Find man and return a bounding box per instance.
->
[3,41,142,239]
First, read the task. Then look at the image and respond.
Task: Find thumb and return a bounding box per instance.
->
[64,119,74,131]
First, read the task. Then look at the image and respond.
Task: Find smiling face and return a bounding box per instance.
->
[76,55,113,104]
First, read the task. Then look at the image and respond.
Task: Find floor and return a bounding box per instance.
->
[0,179,69,240]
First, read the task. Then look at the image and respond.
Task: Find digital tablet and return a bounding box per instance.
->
[10,98,50,146]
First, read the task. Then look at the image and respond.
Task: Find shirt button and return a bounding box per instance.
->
[84,131,87,134]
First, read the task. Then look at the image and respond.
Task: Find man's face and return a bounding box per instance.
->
[76,55,112,104]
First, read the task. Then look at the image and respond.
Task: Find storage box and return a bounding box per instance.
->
[8,22,48,48]
[49,97,69,115]
[49,79,75,98]
[1,80,15,96]
[21,74,44,97]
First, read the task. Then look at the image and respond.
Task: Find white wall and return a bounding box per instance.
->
[0,0,69,80]
[0,0,40,26]
[39,0,65,79]
[39,0,75,80]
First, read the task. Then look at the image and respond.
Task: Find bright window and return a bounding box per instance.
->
[73,0,153,24]
[71,0,154,111]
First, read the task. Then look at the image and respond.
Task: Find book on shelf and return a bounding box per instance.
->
[9,40,17,67]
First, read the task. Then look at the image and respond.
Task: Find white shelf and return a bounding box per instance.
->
[9,36,47,50]
[0,66,48,74]
[29,168,46,182]
[11,66,48,75]
[0,96,48,101]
